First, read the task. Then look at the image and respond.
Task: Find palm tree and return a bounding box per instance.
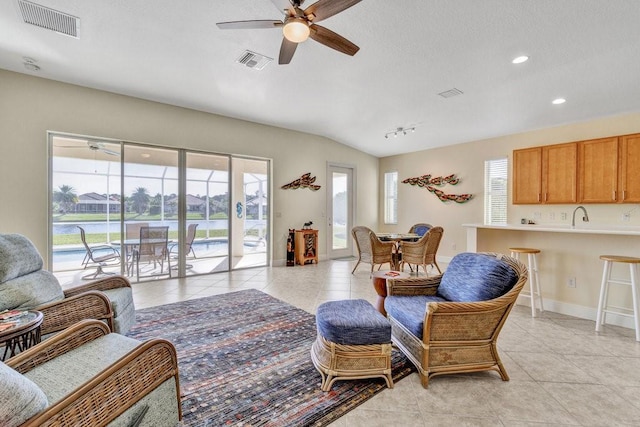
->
[53,185,78,213]
[130,187,150,215]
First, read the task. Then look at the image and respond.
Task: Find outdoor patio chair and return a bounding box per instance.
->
[77,225,121,280]
[384,252,527,388]
[0,233,135,335]
[169,223,198,260]
[3,319,181,426]
[135,226,170,280]
[351,226,395,274]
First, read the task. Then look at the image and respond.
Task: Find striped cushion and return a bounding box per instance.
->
[437,253,518,302]
[316,299,391,345]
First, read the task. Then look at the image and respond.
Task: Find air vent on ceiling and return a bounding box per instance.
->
[236,50,272,70]
[17,0,80,38]
[438,88,464,98]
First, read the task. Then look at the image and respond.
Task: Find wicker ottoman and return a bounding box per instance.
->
[311,299,393,391]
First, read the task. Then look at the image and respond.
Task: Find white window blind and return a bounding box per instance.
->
[484,158,508,224]
[384,171,398,224]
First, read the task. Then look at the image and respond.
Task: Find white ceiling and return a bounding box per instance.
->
[1,0,639,157]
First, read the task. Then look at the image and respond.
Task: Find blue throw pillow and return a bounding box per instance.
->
[437,253,519,302]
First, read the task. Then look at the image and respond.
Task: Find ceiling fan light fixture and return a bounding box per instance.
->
[283,17,310,43]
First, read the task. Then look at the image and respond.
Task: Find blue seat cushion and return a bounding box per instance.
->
[384,295,447,339]
[437,253,519,302]
[316,299,391,345]
[413,225,431,237]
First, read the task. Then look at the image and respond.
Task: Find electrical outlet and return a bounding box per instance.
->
[534,212,542,220]
[561,212,567,220]
[549,212,555,220]
[451,243,457,251]
[567,277,576,288]
[623,213,631,222]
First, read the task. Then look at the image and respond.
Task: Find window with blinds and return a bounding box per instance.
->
[384,171,398,224]
[484,158,508,224]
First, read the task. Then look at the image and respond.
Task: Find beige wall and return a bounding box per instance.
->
[379,112,640,324]
[0,69,379,266]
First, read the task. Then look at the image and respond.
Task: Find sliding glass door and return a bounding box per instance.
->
[50,133,270,284]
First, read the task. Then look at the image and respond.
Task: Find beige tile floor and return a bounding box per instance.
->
[129,260,640,427]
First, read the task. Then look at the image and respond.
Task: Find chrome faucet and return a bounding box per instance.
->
[571,205,590,228]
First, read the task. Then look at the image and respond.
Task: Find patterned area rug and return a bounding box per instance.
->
[127,289,415,426]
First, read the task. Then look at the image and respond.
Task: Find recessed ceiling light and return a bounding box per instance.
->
[141,153,151,158]
[552,98,566,105]
[512,55,529,64]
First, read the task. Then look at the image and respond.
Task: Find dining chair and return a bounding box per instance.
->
[77,226,121,280]
[351,226,395,274]
[135,226,170,280]
[408,223,433,237]
[400,226,444,275]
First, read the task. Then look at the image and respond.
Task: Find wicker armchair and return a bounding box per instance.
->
[400,226,443,275]
[384,252,527,388]
[4,319,181,426]
[0,233,135,335]
[351,226,395,274]
[408,223,433,237]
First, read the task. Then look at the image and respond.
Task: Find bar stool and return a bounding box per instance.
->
[509,247,543,317]
[595,255,640,341]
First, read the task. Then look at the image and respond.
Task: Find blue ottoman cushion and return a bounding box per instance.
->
[385,295,447,339]
[437,252,519,302]
[316,299,391,345]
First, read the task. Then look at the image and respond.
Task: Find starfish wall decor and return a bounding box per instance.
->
[402,174,473,203]
[281,173,321,191]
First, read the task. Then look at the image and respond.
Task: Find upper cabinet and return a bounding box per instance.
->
[513,143,577,204]
[542,142,577,204]
[513,133,640,204]
[578,137,618,203]
[620,133,640,203]
[513,147,542,204]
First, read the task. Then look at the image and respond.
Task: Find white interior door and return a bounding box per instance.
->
[327,164,355,259]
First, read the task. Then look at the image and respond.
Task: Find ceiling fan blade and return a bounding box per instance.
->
[216,20,283,30]
[279,38,298,64]
[304,0,362,23]
[309,24,359,56]
[269,0,296,15]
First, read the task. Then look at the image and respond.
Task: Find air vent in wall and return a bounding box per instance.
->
[236,50,272,70]
[438,88,464,98]
[17,0,80,38]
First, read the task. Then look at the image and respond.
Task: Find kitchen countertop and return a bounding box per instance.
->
[463,223,640,236]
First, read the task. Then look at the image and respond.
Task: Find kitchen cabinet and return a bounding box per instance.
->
[513,143,577,204]
[513,147,542,204]
[541,142,577,203]
[578,137,618,203]
[620,133,640,203]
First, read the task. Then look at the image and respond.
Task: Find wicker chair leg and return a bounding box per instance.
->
[351,260,361,274]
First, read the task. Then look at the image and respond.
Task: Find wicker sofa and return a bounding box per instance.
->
[0,233,135,335]
[2,319,181,426]
[384,252,527,388]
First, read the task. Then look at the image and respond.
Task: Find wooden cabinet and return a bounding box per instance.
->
[295,229,318,265]
[513,147,542,204]
[513,142,577,204]
[541,142,577,204]
[578,137,618,203]
[620,133,640,203]
[513,133,640,205]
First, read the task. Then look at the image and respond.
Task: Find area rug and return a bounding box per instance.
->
[127,289,415,426]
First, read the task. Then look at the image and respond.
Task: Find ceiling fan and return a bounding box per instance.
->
[216,0,361,64]
[56,141,120,156]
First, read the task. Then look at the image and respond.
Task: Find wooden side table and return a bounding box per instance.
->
[295,229,318,265]
[371,271,410,316]
[0,310,43,361]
